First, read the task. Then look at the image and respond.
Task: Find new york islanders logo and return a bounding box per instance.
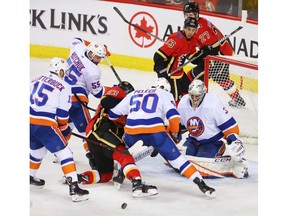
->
[187,116,204,137]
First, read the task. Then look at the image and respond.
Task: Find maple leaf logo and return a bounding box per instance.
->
[134,17,154,40]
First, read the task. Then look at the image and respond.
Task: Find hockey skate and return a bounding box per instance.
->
[113,166,125,190]
[228,94,246,108]
[62,174,89,184]
[52,154,59,163]
[66,177,89,202]
[30,176,45,188]
[193,177,216,198]
[131,179,158,198]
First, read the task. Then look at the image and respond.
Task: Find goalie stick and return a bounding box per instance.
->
[160,10,248,77]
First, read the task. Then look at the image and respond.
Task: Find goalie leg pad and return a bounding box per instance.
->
[232,159,249,179]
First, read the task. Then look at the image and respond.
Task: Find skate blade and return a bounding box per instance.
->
[204,191,216,199]
[132,189,158,198]
[113,181,122,190]
[30,184,45,189]
[71,194,89,202]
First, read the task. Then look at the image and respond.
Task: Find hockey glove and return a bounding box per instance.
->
[201,45,212,56]
[201,45,220,56]
[226,140,245,161]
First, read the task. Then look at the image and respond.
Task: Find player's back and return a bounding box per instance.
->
[30,72,71,126]
[112,87,177,134]
[195,17,233,55]
[65,38,102,96]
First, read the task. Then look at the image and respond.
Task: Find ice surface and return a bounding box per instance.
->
[29,58,258,216]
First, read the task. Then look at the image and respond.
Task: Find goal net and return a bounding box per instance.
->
[204,55,258,145]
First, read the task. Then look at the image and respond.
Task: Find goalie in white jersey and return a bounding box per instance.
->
[30,57,89,202]
[64,37,109,167]
[108,77,216,198]
[177,79,248,178]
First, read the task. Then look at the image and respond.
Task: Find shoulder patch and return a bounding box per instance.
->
[176,33,183,38]
[166,39,176,48]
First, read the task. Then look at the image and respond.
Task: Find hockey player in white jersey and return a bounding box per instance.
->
[30,57,89,202]
[64,37,109,168]
[108,77,216,198]
[177,79,248,178]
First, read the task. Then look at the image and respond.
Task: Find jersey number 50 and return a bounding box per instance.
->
[130,94,159,114]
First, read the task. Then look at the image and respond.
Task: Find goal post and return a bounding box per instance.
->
[204,55,258,144]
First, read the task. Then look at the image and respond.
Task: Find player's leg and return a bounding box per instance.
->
[69,102,93,166]
[134,132,216,198]
[209,61,245,107]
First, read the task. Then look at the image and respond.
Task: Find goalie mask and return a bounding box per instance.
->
[49,57,69,79]
[188,79,206,107]
[151,77,171,92]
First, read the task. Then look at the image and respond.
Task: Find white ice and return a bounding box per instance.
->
[29,58,258,216]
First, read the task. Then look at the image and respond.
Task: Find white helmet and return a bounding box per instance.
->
[49,57,69,78]
[87,42,106,59]
[151,77,171,92]
[188,79,206,106]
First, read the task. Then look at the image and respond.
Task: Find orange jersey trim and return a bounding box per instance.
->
[124,125,166,134]
[30,117,58,127]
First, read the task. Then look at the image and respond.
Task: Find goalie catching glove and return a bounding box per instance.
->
[226,139,245,162]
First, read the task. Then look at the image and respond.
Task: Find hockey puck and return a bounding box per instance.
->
[121,203,127,209]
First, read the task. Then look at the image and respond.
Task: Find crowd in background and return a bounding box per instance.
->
[104,0,258,21]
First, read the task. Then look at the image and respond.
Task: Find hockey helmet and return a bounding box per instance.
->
[151,77,171,92]
[118,81,135,94]
[183,2,200,14]
[188,79,206,106]
[49,57,69,79]
[184,17,198,28]
[87,42,106,60]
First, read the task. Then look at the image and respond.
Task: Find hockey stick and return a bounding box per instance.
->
[71,132,130,155]
[73,93,96,112]
[105,56,122,83]
[161,10,248,77]
[113,7,165,43]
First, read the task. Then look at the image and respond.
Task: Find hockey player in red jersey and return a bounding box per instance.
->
[183,2,246,107]
[153,17,200,105]
[75,81,158,198]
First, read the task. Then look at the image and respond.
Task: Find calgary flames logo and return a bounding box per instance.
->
[128,11,158,48]
[187,116,204,137]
